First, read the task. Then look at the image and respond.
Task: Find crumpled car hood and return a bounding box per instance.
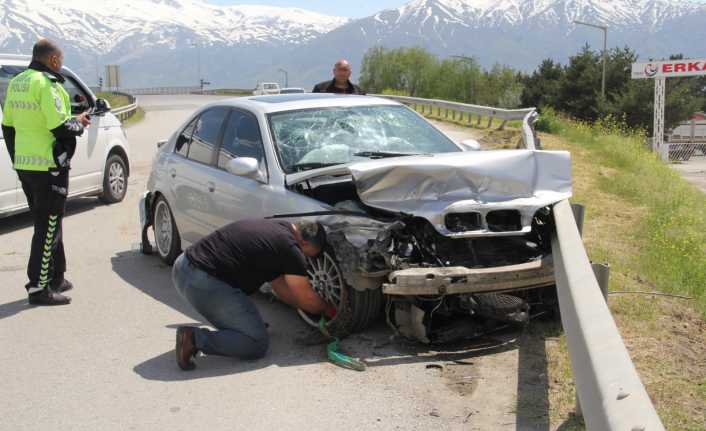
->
[288,150,572,237]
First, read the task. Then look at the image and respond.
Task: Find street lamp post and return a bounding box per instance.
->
[574,20,608,98]
[278,68,288,88]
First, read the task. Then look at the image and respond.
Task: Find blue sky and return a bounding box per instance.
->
[206,0,407,18]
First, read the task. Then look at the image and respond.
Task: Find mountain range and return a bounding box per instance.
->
[0,0,704,88]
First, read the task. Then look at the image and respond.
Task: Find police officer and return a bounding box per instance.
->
[1,39,90,306]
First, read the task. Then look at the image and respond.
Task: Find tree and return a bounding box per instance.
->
[556,45,602,121]
[521,59,563,108]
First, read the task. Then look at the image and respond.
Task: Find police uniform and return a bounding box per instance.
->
[1,61,84,302]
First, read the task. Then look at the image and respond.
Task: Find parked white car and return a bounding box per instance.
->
[0,54,131,218]
[252,82,280,96]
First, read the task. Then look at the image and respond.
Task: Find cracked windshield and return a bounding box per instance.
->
[269,105,460,173]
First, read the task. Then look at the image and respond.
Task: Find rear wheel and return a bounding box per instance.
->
[99,154,128,204]
[299,249,382,336]
[153,196,181,265]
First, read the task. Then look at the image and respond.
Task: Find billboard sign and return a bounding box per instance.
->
[632,59,706,79]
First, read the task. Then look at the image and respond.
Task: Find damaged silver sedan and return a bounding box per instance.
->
[139,93,571,343]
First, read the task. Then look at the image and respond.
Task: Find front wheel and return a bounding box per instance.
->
[299,249,382,336]
[99,154,128,204]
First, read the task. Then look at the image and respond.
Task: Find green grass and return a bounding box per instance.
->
[122,107,145,127]
[541,108,706,315]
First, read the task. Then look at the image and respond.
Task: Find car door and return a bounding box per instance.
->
[61,75,101,194]
[169,106,229,245]
[208,109,271,228]
[0,68,20,214]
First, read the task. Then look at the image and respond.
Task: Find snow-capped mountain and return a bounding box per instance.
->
[283,0,706,87]
[0,0,704,87]
[0,0,348,86]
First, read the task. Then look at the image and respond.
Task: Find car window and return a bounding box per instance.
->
[175,117,198,157]
[188,107,228,165]
[218,110,265,169]
[62,76,92,114]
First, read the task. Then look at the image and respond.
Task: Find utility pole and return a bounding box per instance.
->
[278,68,288,88]
[574,20,608,98]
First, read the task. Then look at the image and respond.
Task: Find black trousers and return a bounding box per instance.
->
[17,169,69,290]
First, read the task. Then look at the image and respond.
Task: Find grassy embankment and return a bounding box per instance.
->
[419,105,706,430]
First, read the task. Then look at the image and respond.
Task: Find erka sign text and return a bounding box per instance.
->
[632,59,706,79]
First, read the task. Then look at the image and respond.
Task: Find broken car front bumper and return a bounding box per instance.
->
[382,255,555,296]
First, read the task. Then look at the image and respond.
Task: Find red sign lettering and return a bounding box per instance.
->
[674,63,686,73]
[663,64,673,73]
[688,62,701,72]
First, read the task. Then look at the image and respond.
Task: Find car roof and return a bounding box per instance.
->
[205,93,400,114]
[0,54,78,77]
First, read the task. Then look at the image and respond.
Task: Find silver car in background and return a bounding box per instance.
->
[139,93,571,341]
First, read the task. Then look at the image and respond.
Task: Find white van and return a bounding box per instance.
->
[252,82,280,96]
[0,54,131,218]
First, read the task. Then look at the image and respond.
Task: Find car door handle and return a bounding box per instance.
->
[169,168,176,178]
[207,181,215,192]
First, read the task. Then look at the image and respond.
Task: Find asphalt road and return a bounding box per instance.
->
[0,96,551,431]
[670,155,706,194]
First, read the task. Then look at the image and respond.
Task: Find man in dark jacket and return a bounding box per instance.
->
[312,59,365,95]
[1,39,90,306]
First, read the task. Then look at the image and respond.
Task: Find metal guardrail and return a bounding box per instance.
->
[551,200,665,430]
[378,94,664,429]
[120,86,201,95]
[107,91,138,121]
[374,94,539,150]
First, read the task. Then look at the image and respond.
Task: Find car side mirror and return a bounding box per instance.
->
[459,139,481,151]
[95,98,111,115]
[226,157,260,179]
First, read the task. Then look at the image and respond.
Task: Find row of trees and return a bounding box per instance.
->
[359,46,523,108]
[359,45,706,133]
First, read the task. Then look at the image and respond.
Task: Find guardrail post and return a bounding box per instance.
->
[487,112,495,128]
[592,263,610,302]
[498,119,508,130]
[571,203,585,236]
[476,114,482,126]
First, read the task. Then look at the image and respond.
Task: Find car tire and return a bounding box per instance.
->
[299,249,382,337]
[152,196,181,265]
[99,154,128,204]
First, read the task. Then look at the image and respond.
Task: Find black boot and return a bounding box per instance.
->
[51,278,73,293]
[28,286,71,306]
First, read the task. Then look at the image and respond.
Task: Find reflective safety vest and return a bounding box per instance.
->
[1,68,71,171]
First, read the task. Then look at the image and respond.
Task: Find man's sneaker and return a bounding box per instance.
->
[176,326,198,371]
[28,288,71,306]
[51,279,73,293]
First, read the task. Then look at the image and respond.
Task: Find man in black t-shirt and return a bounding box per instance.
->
[172,219,335,371]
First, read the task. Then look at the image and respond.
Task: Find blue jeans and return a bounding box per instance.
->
[172,253,269,359]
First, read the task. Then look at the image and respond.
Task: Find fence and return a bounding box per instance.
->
[119,86,201,96]
[651,118,706,162]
